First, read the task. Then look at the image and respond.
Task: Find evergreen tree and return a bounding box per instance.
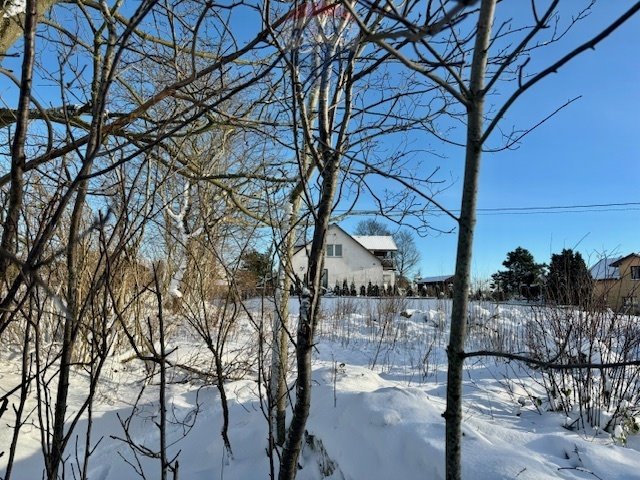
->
[491,247,546,299]
[237,249,274,296]
[546,249,592,306]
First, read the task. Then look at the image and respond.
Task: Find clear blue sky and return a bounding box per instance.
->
[340,2,640,280]
[2,2,636,280]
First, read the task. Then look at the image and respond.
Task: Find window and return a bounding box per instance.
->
[326,244,333,257]
[326,244,342,257]
[631,266,640,280]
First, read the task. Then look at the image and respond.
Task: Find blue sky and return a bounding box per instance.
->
[339,1,640,279]
[1,1,636,280]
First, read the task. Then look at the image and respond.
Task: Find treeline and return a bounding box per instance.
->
[490,247,593,305]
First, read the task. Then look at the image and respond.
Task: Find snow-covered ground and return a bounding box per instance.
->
[2,297,640,479]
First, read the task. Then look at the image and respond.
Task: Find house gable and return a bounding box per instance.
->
[591,253,640,312]
[327,224,385,263]
[292,224,389,265]
[611,253,640,268]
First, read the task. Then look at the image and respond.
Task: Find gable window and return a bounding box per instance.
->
[631,266,640,280]
[326,244,342,257]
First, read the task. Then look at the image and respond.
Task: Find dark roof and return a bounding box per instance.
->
[416,275,455,284]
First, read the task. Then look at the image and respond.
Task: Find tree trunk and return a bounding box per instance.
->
[47,180,88,480]
[0,0,36,281]
[278,156,339,480]
[214,340,233,456]
[0,0,56,59]
[271,66,319,448]
[445,1,496,479]
[156,273,169,480]
[3,308,31,480]
[271,198,300,446]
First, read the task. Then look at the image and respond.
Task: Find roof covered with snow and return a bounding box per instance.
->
[352,235,397,251]
[416,275,455,284]
[590,257,622,280]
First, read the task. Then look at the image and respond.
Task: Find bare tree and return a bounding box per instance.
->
[1,2,296,477]
[111,268,182,480]
[273,5,372,477]
[354,220,421,285]
[353,218,390,236]
[361,1,640,478]
[393,230,421,286]
[269,2,447,477]
[0,0,36,283]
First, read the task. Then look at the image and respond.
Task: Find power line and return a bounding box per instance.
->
[476,207,640,216]
[335,201,640,217]
[476,201,640,212]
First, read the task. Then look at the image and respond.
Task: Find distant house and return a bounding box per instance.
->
[590,253,640,312]
[291,224,397,291]
[415,275,455,297]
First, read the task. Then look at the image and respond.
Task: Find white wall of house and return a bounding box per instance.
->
[291,225,396,289]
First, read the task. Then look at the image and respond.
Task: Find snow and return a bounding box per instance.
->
[2,0,26,18]
[165,183,202,299]
[2,298,640,479]
[351,235,398,251]
[400,308,446,328]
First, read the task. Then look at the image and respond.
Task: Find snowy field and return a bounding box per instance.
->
[2,297,640,479]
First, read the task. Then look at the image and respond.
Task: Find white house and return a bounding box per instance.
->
[291,224,397,290]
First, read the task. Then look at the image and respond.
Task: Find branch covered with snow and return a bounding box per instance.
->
[2,0,26,18]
